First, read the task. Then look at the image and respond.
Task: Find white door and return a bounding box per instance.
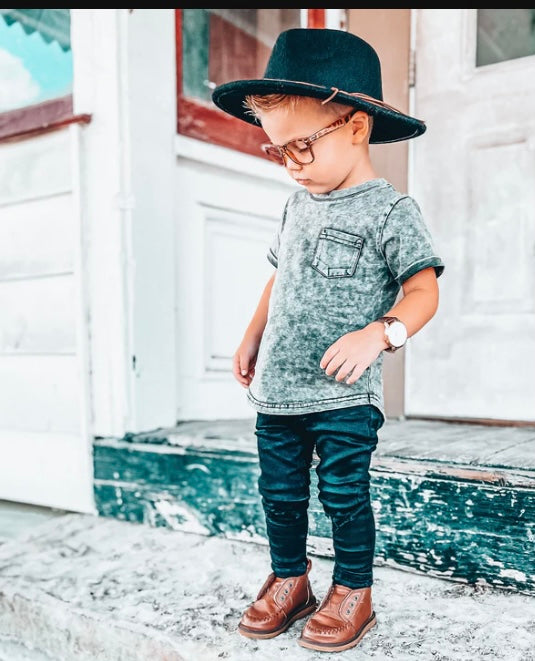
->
[410,9,535,423]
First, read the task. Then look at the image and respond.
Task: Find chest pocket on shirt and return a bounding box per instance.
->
[311,227,364,278]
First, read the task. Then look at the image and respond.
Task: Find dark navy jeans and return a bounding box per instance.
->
[255,403,384,589]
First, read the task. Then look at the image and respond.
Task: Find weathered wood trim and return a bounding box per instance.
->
[372,457,535,489]
[93,433,535,594]
[0,95,91,143]
[307,10,326,28]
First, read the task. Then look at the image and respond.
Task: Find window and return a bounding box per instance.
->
[176,9,326,160]
[0,9,79,141]
[476,9,535,67]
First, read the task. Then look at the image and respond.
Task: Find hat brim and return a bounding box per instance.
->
[212,79,426,144]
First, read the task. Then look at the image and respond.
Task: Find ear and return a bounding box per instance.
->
[350,111,371,144]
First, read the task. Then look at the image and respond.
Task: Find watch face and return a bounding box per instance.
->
[388,321,408,347]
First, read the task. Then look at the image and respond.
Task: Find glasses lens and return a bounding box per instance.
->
[286,139,314,165]
[262,144,285,165]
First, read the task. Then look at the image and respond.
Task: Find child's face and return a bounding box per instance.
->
[259,99,370,194]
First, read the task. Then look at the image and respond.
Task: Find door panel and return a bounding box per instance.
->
[174,155,294,420]
[411,9,535,422]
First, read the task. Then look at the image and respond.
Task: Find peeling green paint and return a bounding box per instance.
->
[93,422,535,595]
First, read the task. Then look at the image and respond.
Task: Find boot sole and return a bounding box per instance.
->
[238,598,318,640]
[298,610,377,651]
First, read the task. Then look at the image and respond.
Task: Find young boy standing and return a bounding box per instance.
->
[212,28,445,652]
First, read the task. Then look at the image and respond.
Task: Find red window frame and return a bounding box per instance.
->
[175,9,325,161]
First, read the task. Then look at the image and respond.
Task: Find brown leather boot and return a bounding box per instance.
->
[298,584,377,652]
[238,558,317,639]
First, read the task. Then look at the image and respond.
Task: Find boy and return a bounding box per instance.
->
[212,28,444,652]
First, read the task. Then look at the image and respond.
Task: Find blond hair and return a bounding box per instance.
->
[244,93,353,121]
[243,93,374,138]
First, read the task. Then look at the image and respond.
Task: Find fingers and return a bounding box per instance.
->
[334,361,353,382]
[319,347,339,370]
[344,365,363,385]
[322,352,361,384]
[322,350,346,377]
[233,354,255,388]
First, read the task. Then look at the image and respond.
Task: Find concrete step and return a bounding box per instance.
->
[93,417,535,594]
[0,510,534,661]
[0,636,56,661]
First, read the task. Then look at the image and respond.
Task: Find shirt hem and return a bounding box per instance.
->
[247,389,384,417]
[396,256,445,284]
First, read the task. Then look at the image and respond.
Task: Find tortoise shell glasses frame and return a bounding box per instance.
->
[261,111,356,166]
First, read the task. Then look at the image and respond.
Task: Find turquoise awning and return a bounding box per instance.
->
[0,9,70,51]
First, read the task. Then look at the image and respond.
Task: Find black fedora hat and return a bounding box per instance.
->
[212,28,425,144]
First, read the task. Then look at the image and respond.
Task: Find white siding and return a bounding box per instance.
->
[0,128,94,510]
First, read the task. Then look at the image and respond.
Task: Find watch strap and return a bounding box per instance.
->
[376,316,400,324]
[376,316,403,353]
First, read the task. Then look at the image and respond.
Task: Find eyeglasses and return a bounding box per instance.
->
[261,111,356,166]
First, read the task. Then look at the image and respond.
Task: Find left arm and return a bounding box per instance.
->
[320,267,439,384]
[370,265,439,345]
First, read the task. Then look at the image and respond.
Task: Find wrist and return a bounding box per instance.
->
[373,316,408,353]
[245,326,264,344]
[368,320,390,351]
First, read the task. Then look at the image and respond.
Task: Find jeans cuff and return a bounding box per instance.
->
[333,569,373,589]
[272,560,308,578]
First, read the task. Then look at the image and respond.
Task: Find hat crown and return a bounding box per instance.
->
[211,27,425,144]
[263,28,383,102]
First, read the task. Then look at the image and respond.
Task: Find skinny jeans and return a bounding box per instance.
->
[255,403,384,589]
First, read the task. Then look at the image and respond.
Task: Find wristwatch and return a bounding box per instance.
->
[376,316,408,353]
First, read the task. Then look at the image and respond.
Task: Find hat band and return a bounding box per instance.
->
[259,80,407,117]
[321,87,404,116]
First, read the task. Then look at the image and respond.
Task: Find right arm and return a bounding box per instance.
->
[233,271,276,388]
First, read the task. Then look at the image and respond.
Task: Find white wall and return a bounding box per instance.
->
[71,9,177,437]
[0,128,94,511]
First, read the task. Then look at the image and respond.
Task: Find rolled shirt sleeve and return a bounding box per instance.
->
[380,196,445,285]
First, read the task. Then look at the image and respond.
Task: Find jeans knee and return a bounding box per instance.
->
[329,508,363,532]
[319,488,370,524]
[262,498,309,524]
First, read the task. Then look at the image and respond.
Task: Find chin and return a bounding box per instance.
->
[302,181,333,194]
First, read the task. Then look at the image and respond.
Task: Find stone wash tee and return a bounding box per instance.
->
[247,178,445,421]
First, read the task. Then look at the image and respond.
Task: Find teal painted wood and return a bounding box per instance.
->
[370,472,534,591]
[94,443,265,539]
[93,422,535,595]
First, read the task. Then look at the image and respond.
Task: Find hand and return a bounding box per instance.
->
[233,334,262,388]
[320,323,387,385]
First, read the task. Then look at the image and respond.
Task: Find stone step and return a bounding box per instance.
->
[0,511,534,660]
[0,636,56,661]
[93,417,535,595]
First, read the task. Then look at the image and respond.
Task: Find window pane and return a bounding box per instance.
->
[0,9,72,113]
[476,9,535,67]
[182,9,301,103]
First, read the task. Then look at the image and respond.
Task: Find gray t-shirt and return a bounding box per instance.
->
[247,178,445,421]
